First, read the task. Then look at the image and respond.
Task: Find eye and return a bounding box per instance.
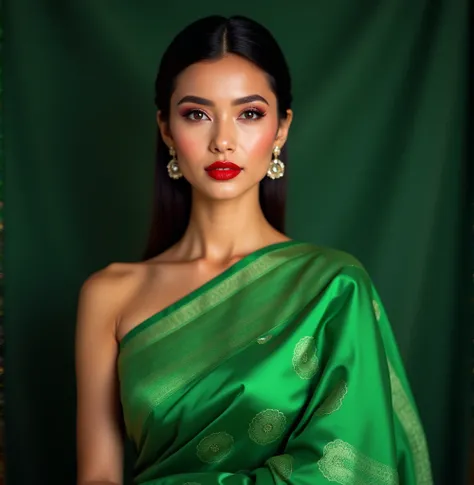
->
[184,109,210,122]
[239,108,266,121]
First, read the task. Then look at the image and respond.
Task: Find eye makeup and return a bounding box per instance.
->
[178,106,267,122]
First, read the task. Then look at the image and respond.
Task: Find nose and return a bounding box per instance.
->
[209,117,236,156]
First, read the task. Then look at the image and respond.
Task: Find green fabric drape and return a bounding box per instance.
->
[118,241,432,484]
[4,1,471,485]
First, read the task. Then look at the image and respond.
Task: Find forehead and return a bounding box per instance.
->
[173,54,275,102]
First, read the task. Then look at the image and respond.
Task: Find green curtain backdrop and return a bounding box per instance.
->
[4,1,471,484]
[0,0,4,481]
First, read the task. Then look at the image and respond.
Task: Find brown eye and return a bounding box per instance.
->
[185,110,209,121]
[239,109,265,120]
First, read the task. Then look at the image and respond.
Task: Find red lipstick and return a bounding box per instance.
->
[205,161,242,181]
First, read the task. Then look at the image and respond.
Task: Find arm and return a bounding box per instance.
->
[75,268,125,485]
[142,266,430,485]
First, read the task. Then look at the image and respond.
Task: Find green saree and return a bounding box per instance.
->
[118,241,433,485]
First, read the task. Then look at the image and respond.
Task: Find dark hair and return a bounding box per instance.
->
[143,15,293,259]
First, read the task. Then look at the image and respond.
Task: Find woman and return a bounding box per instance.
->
[75,15,433,485]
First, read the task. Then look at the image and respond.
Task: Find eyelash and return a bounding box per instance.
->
[240,108,266,120]
[182,108,266,122]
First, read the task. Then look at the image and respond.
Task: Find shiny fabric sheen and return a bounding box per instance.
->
[118,241,433,485]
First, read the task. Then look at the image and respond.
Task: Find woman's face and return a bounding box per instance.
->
[158,54,292,201]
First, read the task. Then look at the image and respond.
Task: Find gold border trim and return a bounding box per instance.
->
[388,361,433,485]
[120,243,311,359]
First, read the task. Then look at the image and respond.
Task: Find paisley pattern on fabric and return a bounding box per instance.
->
[292,336,318,379]
[266,454,294,480]
[317,439,399,485]
[316,380,348,416]
[196,432,234,463]
[118,244,432,485]
[248,409,287,445]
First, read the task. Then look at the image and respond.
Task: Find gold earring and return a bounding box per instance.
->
[267,146,285,179]
[167,147,183,179]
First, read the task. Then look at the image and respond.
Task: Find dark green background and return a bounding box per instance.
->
[4,1,471,484]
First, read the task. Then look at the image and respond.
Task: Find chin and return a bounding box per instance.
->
[191,181,254,202]
[204,187,246,201]
[187,172,264,202]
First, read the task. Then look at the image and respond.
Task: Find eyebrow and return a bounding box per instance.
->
[176,94,269,107]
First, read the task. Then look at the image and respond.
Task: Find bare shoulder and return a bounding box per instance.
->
[77,262,149,335]
[79,262,143,299]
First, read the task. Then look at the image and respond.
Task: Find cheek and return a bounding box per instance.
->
[170,121,204,161]
[174,135,201,161]
[244,123,276,160]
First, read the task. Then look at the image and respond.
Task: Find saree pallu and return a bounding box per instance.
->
[118,241,433,485]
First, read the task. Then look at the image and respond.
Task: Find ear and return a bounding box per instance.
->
[156,111,174,148]
[274,109,293,150]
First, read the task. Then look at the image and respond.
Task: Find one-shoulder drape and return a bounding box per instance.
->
[118,241,432,485]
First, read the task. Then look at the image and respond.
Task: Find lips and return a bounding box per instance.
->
[205,161,242,181]
[206,161,242,171]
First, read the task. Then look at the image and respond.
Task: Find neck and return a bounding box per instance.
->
[176,188,287,263]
